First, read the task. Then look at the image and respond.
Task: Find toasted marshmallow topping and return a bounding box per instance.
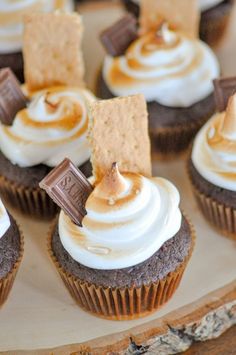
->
[103,25,219,107]
[192,94,236,191]
[0,0,73,54]
[0,199,10,239]
[58,166,182,270]
[0,86,96,168]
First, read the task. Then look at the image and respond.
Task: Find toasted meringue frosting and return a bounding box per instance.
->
[192,95,236,191]
[0,199,10,239]
[58,165,182,270]
[102,25,219,108]
[0,86,96,168]
[0,0,73,54]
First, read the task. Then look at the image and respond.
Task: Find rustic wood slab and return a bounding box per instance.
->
[0,1,236,354]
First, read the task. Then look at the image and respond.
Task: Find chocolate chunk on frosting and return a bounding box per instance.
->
[39,158,93,226]
[213,77,236,112]
[0,68,27,126]
[100,14,138,57]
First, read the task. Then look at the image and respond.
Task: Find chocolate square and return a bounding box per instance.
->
[0,68,27,125]
[100,14,138,57]
[39,159,93,226]
[213,77,236,112]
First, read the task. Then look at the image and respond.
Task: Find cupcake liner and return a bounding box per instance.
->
[0,224,24,307]
[200,1,233,47]
[0,175,58,220]
[187,161,236,239]
[48,216,195,320]
[189,179,236,240]
[150,114,209,159]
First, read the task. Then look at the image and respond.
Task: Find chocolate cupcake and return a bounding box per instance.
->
[0,12,96,219]
[49,166,194,320]
[44,94,195,320]
[98,4,220,158]
[0,85,95,219]
[0,0,74,82]
[0,198,24,306]
[188,92,236,239]
[122,0,233,47]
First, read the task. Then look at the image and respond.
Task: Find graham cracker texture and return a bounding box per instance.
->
[88,94,152,182]
[23,12,85,91]
[140,0,199,39]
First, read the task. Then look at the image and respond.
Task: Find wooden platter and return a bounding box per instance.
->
[1,1,236,354]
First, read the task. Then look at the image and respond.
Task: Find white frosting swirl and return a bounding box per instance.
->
[103,27,220,107]
[58,171,182,270]
[0,0,74,54]
[130,0,224,12]
[0,199,10,239]
[0,86,96,168]
[192,108,236,191]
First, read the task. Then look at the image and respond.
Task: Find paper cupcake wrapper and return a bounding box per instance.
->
[200,1,232,46]
[48,217,195,320]
[0,224,24,307]
[0,175,58,219]
[150,114,210,159]
[190,180,236,240]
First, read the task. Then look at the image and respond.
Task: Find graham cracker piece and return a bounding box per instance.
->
[140,0,199,39]
[88,94,152,182]
[23,12,85,91]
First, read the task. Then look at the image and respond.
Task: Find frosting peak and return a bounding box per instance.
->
[58,171,182,270]
[96,163,127,200]
[221,95,236,138]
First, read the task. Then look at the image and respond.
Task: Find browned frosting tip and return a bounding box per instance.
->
[96,162,127,199]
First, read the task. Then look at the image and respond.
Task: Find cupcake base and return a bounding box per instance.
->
[0,152,92,219]
[97,72,215,157]
[0,215,24,306]
[49,214,195,320]
[188,159,236,239]
[0,51,24,83]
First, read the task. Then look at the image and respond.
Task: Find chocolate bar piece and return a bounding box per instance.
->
[0,68,27,125]
[39,159,93,226]
[100,14,138,57]
[213,77,236,112]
